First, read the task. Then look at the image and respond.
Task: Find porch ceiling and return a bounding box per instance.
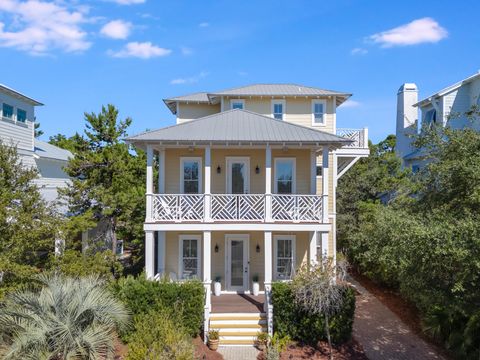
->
[126,109,352,150]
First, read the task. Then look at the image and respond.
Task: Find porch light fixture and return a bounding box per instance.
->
[255,165,260,174]
[216,165,221,174]
[215,244,219,253]
[256,244,260,253]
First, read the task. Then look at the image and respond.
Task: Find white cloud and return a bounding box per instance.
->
[109,0,145,5]
[181,46,193,55]
[341,100,361,108]
[100,20,132,39]
[351,47,367,55]
[0,0,91,55]
[170,71,208,85]
[369,17,447,47]
[199,22,209,28]
[109,41,171,59]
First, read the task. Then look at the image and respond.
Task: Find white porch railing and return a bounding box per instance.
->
[148,194,326,223]
[336,128,368,148]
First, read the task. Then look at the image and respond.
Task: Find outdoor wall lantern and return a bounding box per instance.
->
[255,165,260,174]
[216,165,221,174]
[215,244,219,253]
[256,244,261,253]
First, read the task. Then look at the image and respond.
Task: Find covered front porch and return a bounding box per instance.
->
[211,294,264,313]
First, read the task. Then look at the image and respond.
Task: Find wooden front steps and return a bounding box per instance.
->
[209,312,267,346]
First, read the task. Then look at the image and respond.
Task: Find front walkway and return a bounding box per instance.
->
[217,346,259,360]
[350,277,447,360]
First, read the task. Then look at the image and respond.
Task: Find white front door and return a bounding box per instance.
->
[225,234,249,292]
[226,157,250,194]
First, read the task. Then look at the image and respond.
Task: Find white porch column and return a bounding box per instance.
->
[158,148,165,193]
[309,231,318,265]
[320,232,329,258]
[146,145,154,222]
[156,231,165,275]
[322,146,329,223]
[265,145,272,221]
[204,146,211,221]
[310,149,317,195]
[264,231,273,335]
[203,231,212,342]
[145,230,155,279]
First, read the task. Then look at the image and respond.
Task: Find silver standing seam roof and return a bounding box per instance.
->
[126,109,352,149]
[0,83,43,106]
[34,140,72,161]
[163,84,352,114]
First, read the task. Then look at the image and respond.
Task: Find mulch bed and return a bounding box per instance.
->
[257,339,367,359]
[194,336,224,360]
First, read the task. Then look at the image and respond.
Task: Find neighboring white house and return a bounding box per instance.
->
[126,84,369,345]
[396,71,480,170]
[0,83,72,209]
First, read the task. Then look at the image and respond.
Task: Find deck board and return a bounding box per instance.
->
[211,294,265,313]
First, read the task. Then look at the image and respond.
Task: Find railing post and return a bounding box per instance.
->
[146,145,153,222]
[265,145,272,222]
[204,146,211,222]
[363,127,369,148]
[322,146,329,223]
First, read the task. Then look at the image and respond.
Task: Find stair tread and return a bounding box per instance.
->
[210,323,266,329]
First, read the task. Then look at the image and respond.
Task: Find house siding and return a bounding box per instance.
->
[177,103,221,123]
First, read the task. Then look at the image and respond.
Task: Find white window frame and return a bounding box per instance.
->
[273,235,296,281]
[180,157,202,194]
[230,99,245,110]
[271,99,286,120]
[311,99,327,126]
[178,235,202,280]
[226,156,250,194]
[274,158,296,194]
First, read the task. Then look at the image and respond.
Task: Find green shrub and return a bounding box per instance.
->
[111,274,204,337]
[272,282,355,344]
[126,309,194,360]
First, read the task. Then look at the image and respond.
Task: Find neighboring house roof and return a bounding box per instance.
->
[414,71,480,108]
[126,109,352,148]
[34,140,72,161]
[0,84,43,106]
[403,148,430,161]
[163,84,351,114]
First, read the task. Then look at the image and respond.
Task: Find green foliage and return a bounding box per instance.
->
[207,329,219,340]
[125,309,194,360]
[338,112,480,359]
[271,282,355,344]
[47,249,123,279]
[111,274,204,337]
[0,141,60,298]
[0,273,130,359]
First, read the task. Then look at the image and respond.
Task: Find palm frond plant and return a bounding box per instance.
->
[0,273,130,360]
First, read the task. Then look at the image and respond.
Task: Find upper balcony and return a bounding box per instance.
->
[336,128,368,149]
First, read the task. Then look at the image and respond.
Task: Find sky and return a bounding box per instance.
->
[0,0,479,143]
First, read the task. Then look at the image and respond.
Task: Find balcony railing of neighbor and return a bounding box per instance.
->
[148,193,326,223]
[336,128,368,148]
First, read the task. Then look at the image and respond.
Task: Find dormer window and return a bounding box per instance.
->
[17,109,27,123]
[312,100,326,126]
[230,99,245,110]
[2,104,13,119]
[272,100,285,120]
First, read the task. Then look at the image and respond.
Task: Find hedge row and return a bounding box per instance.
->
[272,281,355,344]
[111,275,204,337]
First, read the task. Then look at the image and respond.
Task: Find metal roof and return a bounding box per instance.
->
[0,84,43,106]
[126,109,352,148]
[34,140,72,161]
[163,92,210,114]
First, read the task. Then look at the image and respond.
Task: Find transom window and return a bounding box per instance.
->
[272,100,285,120]
[274,235,296,280]
[180,157,202,194]
[230,99,245,110]
[2,104,13,119]
[274,158,296,194]
[312,100,326,126]
[179,235,201,279]
[17,109,27,123]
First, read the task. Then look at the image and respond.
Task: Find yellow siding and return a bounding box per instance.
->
[164,148,205,193]
[177,103,220,123]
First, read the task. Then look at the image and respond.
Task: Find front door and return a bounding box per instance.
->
[225,235,249,292]
[227,157,250,194]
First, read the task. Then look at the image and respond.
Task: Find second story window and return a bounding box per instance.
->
[2,104,13,119]
[274,158,296,194]
[312,100,326,126]
[17,109,27,123]
[272,100,285,120]
[230,99,245,110]
[180,157,202,194]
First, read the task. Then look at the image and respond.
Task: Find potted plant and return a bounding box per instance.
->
[255,331,269,351]
[207,329,220,351]
[252,274,260,296]
[214,276,221,296]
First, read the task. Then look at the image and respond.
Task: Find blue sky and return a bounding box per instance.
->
[0,0,479,143]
